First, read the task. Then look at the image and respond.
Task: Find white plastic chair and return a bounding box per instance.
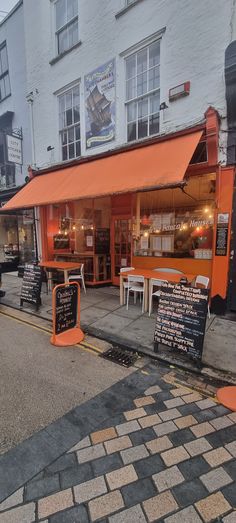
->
[153,268,184,274]
[120,267,134,302]
[126,275,145,313]
[68,263,86,293]
[149,278,168,316]
[194,275,210,318]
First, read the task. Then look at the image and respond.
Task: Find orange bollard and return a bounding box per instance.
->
[50,281,84,347]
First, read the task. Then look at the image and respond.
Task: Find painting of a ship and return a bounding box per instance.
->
[86,85,112,135]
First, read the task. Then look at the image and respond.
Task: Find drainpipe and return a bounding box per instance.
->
[26,91,36,168]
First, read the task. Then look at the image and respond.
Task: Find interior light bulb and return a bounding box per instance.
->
[144,231,149,237]
[204,207,209,214]
[72,225,76,231]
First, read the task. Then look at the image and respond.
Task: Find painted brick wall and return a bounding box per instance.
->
[23,0,234,168]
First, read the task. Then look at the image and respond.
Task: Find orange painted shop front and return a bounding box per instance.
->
[3,109,234,314]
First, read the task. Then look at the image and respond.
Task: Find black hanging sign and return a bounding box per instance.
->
[55,283,78,335]
[154,282,209,361]
[95,228,110,254]
[215,213,229,256]
[20,264,42,311]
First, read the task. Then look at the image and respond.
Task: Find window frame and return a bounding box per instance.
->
[125,39,161,143]
[54,0,79,56]
[0,41,11,103]
[58,83,81,162]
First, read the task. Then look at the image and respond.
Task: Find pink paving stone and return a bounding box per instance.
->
[203,447,232,467]
[143,490,178,522]
[0,503,35,523]
[89,490,124,521]
[38,489,73,519]
[124,407,147,421]
[134,396,156,407]
[0,488,23,511]
[195,492,231,522]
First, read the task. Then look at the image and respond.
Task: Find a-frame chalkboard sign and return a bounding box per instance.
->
[20,264,43,311]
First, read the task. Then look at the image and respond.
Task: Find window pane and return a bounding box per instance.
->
[127,101,136,122]
[73,86,80,104]
[75,125,80,140]
[62,131,67,145]
[126,55,136,79]
[58,27,68,54]
[126,78,136,100]
[66,108,72,126]
[138,98,148,118]
[76,141,81,157]
[69,143,75,158]
[149,113,159,136]
[4,74,10,97]
[68,19,78,48]
[62,145,68,161]
[148,65,160,91]
[59,112,65,129]
[127,122,136,142]
[149,91,160,114]
[66,92,72,109]
[149,41,160,68]
[137,48,147,74]
[0,78,4,100]
[138,117,148,139]
[56,0,66,30]
[68,127,74,143]
[59,95,65,113]
[0,46,8,74]
[73,105,80,123]
[137,72,147,96]
[68,0,78,20]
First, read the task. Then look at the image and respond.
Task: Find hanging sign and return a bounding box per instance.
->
[51,282,84,346]
[6,135,22,165]
[215,213,229,256]
[154,282,209,362]
[20,264,42,311]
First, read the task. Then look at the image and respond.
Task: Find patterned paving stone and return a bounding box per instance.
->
[196,399,216,410]
[153,465,184,492]
[108,503,147,522]
[224,460,236,481]
[173,478,208,506]
[174,415,198,429]
[139,413,162,428]
[74,476,107,503]
[190,422,215,438]
[49,505,89,523]
[89,490,124,521]
[0,503,35,523]
[182,392,202,404]
[77,443,106,464]
[154,421,177,437]
[146,435,173,455]
[225,441,236,457]
[106,464,138,490]
[178,456,210,481]
[68,436,91,453]
[164,505,203,522]
[121,478,156,508]
[170,387,191,397]
[200,466,233,493]
[205,426,236,449]
[46,453,77,474]
[124,407,147,421]
[91,453,123,477]
[116,420,141,436]
[60,462,93,490]
[184,437,212,457]
[161,445,190,467]
[223,510,236,522]
[203,447,232,467]
[210,416,234,431]
[195,491,231,522]
[169,428,195,446]
[104,435,132,455]
[164,398,185,409]
[0,488,23,511]
[91,427,117,445]
[143,490,178,522]
[121,444,149,465]
[24,474,60,502]
[178,403,200,416]
[134,454,165,479]
[38,489,73,519]
[134,396,156,407]
[228,412,236,423]
[144,385,161,396]
[159,408,182,421]
[130,426,156,446]
[222,482,236,506]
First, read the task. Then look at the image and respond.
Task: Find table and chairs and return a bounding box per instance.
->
[39,260,86,292]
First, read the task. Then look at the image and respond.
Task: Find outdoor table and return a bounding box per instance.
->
[39,261,82,289]
[120,269,196,313]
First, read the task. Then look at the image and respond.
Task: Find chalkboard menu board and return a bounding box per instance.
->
[154,282,209,361]
[215,213,229,256]
[55,283,78,335]
[20,264,42,310]
[95,228,110,254]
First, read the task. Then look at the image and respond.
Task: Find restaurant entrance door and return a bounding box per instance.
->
[111,216,132,285]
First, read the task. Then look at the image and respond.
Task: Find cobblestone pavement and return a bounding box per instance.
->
[0,363,235,523]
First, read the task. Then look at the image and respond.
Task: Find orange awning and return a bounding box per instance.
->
[3,131,202,210]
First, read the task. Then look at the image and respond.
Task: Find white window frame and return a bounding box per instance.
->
[54,0,79,56]
[125,39,161,143]
[58,83,81,162]
[0,41,11,102]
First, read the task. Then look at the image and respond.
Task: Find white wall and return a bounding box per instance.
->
[23,0,234,169]
[0,1,31,188]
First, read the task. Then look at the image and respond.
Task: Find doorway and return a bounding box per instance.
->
[111,216,132,285]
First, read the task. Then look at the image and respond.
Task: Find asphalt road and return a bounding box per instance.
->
[0,310,134,455]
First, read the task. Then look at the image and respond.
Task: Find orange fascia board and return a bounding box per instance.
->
[3,131,202,210]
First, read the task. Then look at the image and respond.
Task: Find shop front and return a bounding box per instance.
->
[3,109,235,314]
[0,208,36,271]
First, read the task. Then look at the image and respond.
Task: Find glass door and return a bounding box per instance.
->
[111,216,132,285]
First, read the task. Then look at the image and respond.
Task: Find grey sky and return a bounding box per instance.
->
[0,0,18,21]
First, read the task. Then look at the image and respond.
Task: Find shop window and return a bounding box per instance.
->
[0,42,11,102]
[125,40,160,142]
[55,0,79,55]
[189,140,207,164]
[58,85,81,161]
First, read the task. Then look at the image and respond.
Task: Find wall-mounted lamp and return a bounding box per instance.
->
[159,102,168,110]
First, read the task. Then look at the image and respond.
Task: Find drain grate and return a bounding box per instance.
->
[101,347,138,367]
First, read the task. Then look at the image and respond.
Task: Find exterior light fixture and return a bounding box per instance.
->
[159,102,168,110]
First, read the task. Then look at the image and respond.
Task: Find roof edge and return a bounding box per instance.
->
[0,0,23,28]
